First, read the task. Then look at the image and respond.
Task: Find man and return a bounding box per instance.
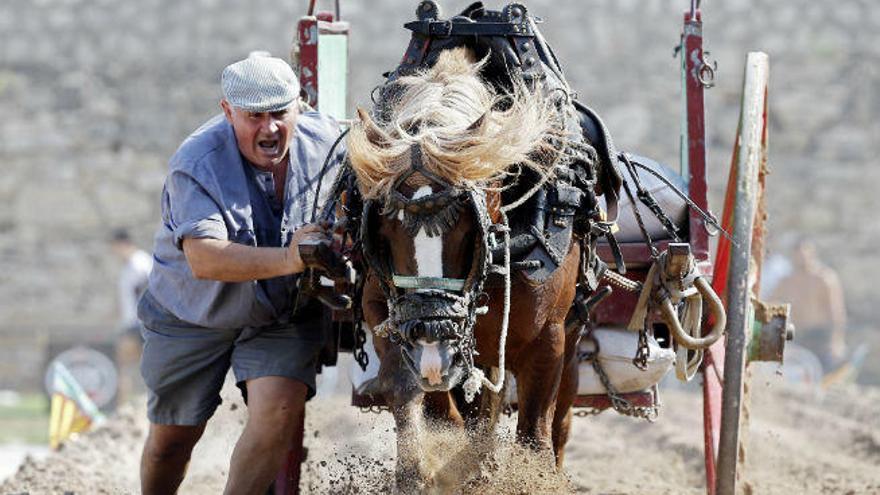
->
[771,240,847,370]
[110,228,153,404]
[137,54,344,494]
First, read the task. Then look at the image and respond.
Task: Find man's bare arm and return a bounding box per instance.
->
[182,225,324,282]
[182,239,296,282]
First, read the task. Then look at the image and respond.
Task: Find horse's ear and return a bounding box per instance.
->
[357,107,391,148]
[467,112,488,133]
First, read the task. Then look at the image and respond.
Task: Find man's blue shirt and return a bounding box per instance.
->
[140,112,344,330]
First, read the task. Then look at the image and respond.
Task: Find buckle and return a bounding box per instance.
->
[433,20,453,36]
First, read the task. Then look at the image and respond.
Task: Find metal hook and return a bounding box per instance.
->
[697,51,717,88]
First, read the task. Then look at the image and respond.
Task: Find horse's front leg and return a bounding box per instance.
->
[363,274,432,490]
[514,319,566,452]
[380,345,431,493]
[428,368,505,492]
[551,321,580,467]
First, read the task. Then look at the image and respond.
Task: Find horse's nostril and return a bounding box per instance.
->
[401,319,426,342]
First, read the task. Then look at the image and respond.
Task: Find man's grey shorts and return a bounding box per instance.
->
[139,293,324,426]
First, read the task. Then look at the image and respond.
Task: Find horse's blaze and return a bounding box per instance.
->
[411,185,443,278]
[419,341,443,385]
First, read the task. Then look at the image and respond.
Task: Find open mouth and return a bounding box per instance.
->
[257,138,281,156]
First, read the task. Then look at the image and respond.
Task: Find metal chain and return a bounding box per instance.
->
[637,189,682,241]
[577,330,658,421]
[352,320,369,371]
[359,405,390,414]
[573,407,604,418]
[633,322,651,371]
[618,170,659,259]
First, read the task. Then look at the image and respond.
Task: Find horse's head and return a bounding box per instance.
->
[366,158,490,390]
[347,47,557,391]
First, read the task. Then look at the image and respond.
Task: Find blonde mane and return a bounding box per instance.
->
[347,47,558,199]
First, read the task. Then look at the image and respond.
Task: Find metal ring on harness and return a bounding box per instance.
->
[661,277,726,350]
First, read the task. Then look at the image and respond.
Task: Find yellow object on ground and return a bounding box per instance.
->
[47,362,106,450]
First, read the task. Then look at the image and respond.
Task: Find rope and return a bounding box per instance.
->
[603,269,642,293]
[463,210,511,402]
[500,167,554,213]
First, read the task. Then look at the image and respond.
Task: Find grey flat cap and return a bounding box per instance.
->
[221,55,300,113]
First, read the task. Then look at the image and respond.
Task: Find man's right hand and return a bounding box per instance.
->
[287,224,330,274]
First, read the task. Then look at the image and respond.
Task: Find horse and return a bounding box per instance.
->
[340,47,594,491]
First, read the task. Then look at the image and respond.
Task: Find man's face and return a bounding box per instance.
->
[221,99,298,169]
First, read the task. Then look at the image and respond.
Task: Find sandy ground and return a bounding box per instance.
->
[2,357,879,494]
[0,446,47,482]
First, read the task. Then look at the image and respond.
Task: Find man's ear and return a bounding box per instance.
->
[220,99,234,123]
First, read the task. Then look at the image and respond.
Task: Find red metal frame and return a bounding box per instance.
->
[677,7,729,494]
[297,16,319,109]
[296,5,348,112]
[572,390,656,410]
[683,10,711,264]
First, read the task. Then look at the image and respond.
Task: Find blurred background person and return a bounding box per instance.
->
[110,228,153,405]
[770,240,847,371]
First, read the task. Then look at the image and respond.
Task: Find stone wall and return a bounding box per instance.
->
[0,0,877,387]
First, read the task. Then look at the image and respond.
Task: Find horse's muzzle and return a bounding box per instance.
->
[399,335,465,392]
[390,291,472,391]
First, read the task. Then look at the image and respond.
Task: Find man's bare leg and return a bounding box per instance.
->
[141,423,206,495]
[224,376,307,495]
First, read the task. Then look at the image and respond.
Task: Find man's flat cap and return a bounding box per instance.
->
[221,55,300,113]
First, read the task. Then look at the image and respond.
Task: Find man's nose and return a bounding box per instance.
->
[265,117,281,134]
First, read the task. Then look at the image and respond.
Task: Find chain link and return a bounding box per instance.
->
[359,405,390,414]
[573,407,604,418]
[352,321,369,371]
[633,325,651,371]
[577,329,659,421]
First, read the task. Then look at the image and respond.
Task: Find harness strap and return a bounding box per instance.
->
[392,275,466,292]
[404,20,535,37]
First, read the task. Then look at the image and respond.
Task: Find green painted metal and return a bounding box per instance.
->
[317,33,348,120]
